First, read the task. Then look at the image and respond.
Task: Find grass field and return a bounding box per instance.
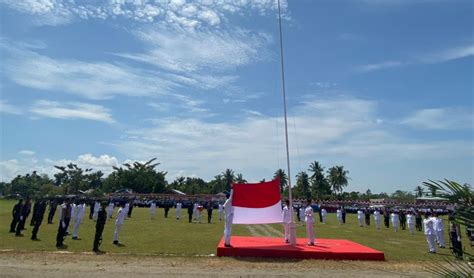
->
[0,200,469,261]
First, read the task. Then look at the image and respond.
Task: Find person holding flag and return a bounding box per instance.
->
[304,199,315,246]
[223,191,234,247]
[282,200,291,243]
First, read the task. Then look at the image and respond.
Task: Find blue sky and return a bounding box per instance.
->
[0,0,472,194]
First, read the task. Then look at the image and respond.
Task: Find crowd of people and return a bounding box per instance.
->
[7,195,466,257]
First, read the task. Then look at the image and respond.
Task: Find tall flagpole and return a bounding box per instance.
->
[277,0,296,246]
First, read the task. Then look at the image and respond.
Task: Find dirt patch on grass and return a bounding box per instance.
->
[0,250,431,277]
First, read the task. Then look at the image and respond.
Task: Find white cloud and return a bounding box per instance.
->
[112,97,473,184]
[357,44,473,73]
[0,0,287,27]
[0,153,121,182]
[1,41,178,100]
[30,100,115,124]
[119,27,271,73]
[18,150,35,156]
[0,100,22,115]
[401,107,474,130]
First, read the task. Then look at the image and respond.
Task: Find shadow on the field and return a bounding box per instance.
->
[233,257,304,263]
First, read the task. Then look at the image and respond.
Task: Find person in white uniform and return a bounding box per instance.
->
[282,200,291,243]
[176,202,182,220]
[299,207,305,226]
[304,199,315,246]
[406,212,415,235]
[106,201,114,219]
[357,209,364,227]
[321,208,327,224]
[373,209,382,229]
[391,211,399,232]
[72,200,86,240]
[432,214,445,248]
[193,202,198,221]
[223,192,234,247]
[149,201,156,220]
[424,213,436,253]
[113,203,127,245]
[93,200,100,221]
[336,208,343,225]
[218,203,224,221]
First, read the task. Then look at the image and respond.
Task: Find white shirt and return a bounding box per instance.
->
[374,210,381,220]
[424,218,434,235]
[357,210,363,219]
[304,205,314,224]
[282,205,291,224]
[94,202,100,213]
[218,204,223,212]
[432,217,443,231]
[336,209,341,217]
[407,214,414,224]
[176,203,182,210]
[116,207,126,225]
[391,213,399,224]
[150,202,156,211]
[321,209,327,216]
[224,197,234,217]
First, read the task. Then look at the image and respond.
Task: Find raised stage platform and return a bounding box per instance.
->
[216,236,385,261]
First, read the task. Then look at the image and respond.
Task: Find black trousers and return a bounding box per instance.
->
[365,216,370,226]
[384,217,389,228]
[93,225,104,251]
[9,217,19,232]
[64,217,71,233]
[164,208,170,218]
[188,213,192,223]
[16,218,26,235]
[48,210,56,224]
[207,210,212,223]
[342,213,346,223]
[31,220,42,239]
[416,219,422,231]
[56,222,66,246]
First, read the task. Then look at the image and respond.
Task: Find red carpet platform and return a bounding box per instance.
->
[217,236,385,261]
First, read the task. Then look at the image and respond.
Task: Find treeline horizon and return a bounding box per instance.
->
[0,158,427,202]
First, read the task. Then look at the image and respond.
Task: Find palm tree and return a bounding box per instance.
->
[236,173,247,184]
[295,171,311,199]
[273,169,288,193]
[327,166,349,195]
[414,185,424,197]
[308,161,330,198]
[222,169,235,191]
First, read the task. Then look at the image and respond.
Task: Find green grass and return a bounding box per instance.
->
[0,200,469,261]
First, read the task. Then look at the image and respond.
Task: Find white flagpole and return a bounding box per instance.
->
[277,0,297,246]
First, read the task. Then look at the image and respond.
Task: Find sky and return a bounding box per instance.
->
[0,0,472,194]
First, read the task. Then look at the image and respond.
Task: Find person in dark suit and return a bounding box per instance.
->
[31,200,47,240]
[384,210,390,228]
[415,210,423,231]
[341,206,346,224]
[89,199,95,220]
[207,201,213,224]
[9,199,23,233]
[187,202,193,223]
[365,209,371,226]
[47,199,57,224]
[56,199,70,248]
[93,202,107,252]
[16,199,31,236]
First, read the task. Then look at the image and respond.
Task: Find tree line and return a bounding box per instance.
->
[0,158,427,201]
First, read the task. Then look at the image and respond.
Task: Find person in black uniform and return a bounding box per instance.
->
[47,198,57,224]
[56,199,70,248]
[31,200,47,240]
[415,210,422,231]
[341,206,346,224]
[164,199,170,218]
[384,210,390,228]
[9,199,23,233]
[89,199,95,220]
[30,200,39,227]
[127,201,134,218]
[399,211,406,230]
[93,202,107,253]
[207,201,213,224]
[365,208,371,226]
[187,202,193,223]
[16,198,31,236]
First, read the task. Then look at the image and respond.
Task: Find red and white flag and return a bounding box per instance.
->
[232,179,282,224]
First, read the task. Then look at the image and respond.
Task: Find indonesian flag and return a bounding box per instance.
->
[232,179,282,224]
